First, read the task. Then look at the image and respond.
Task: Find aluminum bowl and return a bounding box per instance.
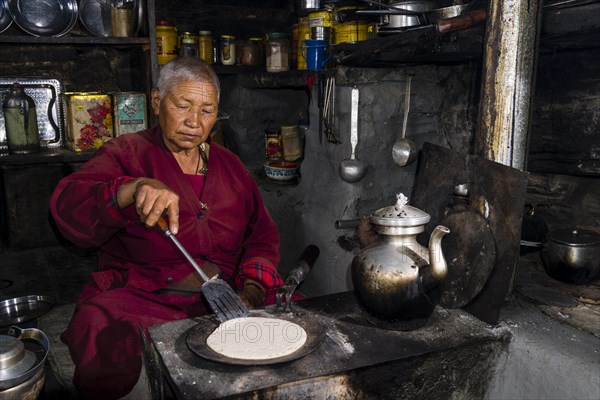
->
[263,161,299,181]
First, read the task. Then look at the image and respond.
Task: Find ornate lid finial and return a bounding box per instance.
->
[395,193,408,207]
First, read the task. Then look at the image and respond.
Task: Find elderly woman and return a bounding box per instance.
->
[50,57,283,399]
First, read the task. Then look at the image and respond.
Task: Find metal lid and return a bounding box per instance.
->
[370,193,430,227]
[0,336,24,368]
[547,228,600,247]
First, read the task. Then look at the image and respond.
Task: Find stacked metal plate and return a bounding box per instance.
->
[6,0,78,37]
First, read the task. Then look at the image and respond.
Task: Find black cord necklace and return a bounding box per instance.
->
[197,143,208,175]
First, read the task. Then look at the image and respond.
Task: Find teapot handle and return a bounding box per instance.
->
[8,325,50,355]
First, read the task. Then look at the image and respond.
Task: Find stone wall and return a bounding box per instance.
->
[219,64,478,296]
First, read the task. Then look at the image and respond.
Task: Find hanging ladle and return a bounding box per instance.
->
[339,86,367,183]
[392,76,418,167]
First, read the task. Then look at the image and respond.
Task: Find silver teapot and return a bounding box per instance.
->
[351,193,450,330]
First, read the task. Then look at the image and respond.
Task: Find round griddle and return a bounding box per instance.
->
[439,206,497,309]
[186,310,326,366]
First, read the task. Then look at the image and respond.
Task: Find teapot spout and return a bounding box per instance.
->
[428,225,451,279]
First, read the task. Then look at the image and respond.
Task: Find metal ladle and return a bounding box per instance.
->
[392,76,418,167]
[339,87,367,183]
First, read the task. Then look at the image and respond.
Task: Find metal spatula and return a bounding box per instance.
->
[157,216,249,322]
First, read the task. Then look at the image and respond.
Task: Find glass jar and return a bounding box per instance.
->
[198,31,213,64]
[241,38,262,66]
[265,32,290,73]
[179,32,198,58]
[156,19,178,65]
[220,35,236,66]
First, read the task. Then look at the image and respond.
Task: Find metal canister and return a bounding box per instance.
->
[156,19,178,65]
[65,92,113,152]
[332,5,371,44]
[179,32,198,58]
[197,30,213,64]
[112,92,147,136]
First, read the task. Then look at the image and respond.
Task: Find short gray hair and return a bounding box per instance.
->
[156,57,221,102]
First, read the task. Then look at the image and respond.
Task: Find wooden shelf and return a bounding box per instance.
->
[0,149,94,166]
[0,35,151,46]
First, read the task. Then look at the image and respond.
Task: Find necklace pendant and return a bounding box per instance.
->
[200,201,208,210]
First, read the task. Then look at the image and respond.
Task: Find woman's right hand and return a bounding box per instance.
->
[117,178,180,234]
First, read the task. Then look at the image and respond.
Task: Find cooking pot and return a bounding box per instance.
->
[541,228,600,284]
[0,326,49,397]
[355,0,435,28]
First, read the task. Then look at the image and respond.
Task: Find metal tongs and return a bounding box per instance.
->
[276,244,320,312]
[157,216,249,322]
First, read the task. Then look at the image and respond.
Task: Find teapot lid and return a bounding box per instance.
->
[370,193,431,227]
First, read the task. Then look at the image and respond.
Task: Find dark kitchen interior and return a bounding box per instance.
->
[0,0,599,399]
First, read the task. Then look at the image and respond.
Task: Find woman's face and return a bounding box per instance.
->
[151,79,219,153]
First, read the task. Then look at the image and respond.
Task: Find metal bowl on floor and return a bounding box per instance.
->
[0,295,55,327]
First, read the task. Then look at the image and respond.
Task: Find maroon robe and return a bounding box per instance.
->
[50,126,283,399]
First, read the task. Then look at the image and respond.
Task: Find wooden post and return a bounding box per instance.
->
[475,0,543,170]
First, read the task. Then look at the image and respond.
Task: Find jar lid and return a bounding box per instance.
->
[370,193,431,227]
[546,228,600,247]
[198,30,212,35]
[267,32,288,39]
[156,19,175,26]
[221,34,235,39]
[249,37,263,42]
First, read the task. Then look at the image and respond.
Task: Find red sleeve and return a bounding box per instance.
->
[235,257,284,290]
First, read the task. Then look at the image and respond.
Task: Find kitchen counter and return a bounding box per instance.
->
[149,291,511,399]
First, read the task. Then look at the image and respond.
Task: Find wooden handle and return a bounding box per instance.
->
[437,9,487,34]
[157,215,169,232]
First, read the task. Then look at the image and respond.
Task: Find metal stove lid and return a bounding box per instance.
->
[370,193,430,227]
[547,228,600,247]
[0,335,24,368]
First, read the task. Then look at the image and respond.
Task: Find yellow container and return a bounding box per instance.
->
[332,6,371,44]
[333,20,370,44]
[297,16,310,70]
[198,30,213,64]
[156,19,178,65]
[307,10,333,28]
[65,92,113,152]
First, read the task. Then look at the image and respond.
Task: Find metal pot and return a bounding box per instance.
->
[541,228,600,284]
[0,326,49,396]
[381,1,436,28]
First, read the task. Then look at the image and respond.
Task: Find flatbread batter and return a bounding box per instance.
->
[206,317,307,360]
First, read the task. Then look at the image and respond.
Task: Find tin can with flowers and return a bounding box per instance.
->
[65,92,114,152]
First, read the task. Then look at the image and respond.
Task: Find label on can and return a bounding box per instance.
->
[112,92,147,136]
[65,92,113,152]
[265,129,282,160]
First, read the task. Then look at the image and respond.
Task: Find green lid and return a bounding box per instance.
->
[267,32,287,39]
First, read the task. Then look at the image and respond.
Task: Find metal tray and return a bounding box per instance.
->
[186,309,326,366]
[0,78,66,155]
[0,295,55,327]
